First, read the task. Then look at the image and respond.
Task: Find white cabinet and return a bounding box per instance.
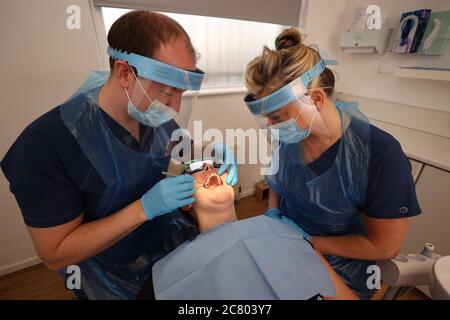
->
[402,165,450,255]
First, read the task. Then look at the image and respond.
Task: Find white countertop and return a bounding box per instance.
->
[370,119,450,172]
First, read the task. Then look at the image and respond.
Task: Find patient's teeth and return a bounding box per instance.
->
[203,174,222,189]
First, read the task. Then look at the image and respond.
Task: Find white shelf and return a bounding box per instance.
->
[393,67,450,81]
[370,119,450,172]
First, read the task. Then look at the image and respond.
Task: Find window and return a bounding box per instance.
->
[101,7,286,88]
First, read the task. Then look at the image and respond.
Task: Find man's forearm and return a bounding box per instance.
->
[311,234,397,261]
[43,200,147,270]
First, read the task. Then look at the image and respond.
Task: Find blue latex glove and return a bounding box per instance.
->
[264,208,311,241]
[280,216,311,241]
[141,175,196,220]
[264,207,282,219]
[214,143,238,186]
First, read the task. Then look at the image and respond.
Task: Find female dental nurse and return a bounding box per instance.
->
[243,28,421,299]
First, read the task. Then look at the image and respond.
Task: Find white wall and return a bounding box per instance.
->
[0,0,263,275]
[305,0,450,115]
[0,0,104,275]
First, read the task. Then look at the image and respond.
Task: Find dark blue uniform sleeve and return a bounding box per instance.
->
[1,127,84,228]
[363,135,421,219]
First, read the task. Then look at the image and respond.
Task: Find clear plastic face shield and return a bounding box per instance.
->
[182,158,221,175]
[107,47,205,129]
[244,59,329,145]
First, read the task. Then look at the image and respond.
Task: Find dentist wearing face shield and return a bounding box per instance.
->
[1,10,237,300]
[244,28,421,299]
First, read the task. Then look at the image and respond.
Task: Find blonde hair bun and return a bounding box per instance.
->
[244,27,334,98]
[275,28,302,50]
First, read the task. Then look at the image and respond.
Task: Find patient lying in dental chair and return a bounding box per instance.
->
[144,160,358,300]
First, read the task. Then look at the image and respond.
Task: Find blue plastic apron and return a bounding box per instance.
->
[59,71,197,299]
[266,101,375,299]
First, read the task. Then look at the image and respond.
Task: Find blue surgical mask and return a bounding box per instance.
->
[125,86,178,128]
[268,108,317,144]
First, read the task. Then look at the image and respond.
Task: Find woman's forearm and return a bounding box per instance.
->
[311,234,398,261]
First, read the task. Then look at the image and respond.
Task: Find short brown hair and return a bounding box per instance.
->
[107,10,195,71]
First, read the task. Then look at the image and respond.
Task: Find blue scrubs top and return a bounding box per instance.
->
[1,105,182,227]
[292,122,421,219]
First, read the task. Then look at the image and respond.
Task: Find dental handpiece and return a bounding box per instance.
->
[161,171,178,177]
[161,171,203,186]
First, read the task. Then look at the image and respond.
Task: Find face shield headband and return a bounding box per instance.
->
[244,59,333,115]
[107,47,205,91]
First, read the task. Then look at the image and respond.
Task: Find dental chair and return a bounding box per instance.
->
[377,243,450,300]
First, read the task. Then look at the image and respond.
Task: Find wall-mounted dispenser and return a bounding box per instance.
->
[340,28,393,54]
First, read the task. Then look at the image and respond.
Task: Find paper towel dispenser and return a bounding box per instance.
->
[340,28,393,54]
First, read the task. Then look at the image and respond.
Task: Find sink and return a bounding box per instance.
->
[430,256,450,300]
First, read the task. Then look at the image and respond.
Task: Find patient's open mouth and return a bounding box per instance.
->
[203,174,223,189]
